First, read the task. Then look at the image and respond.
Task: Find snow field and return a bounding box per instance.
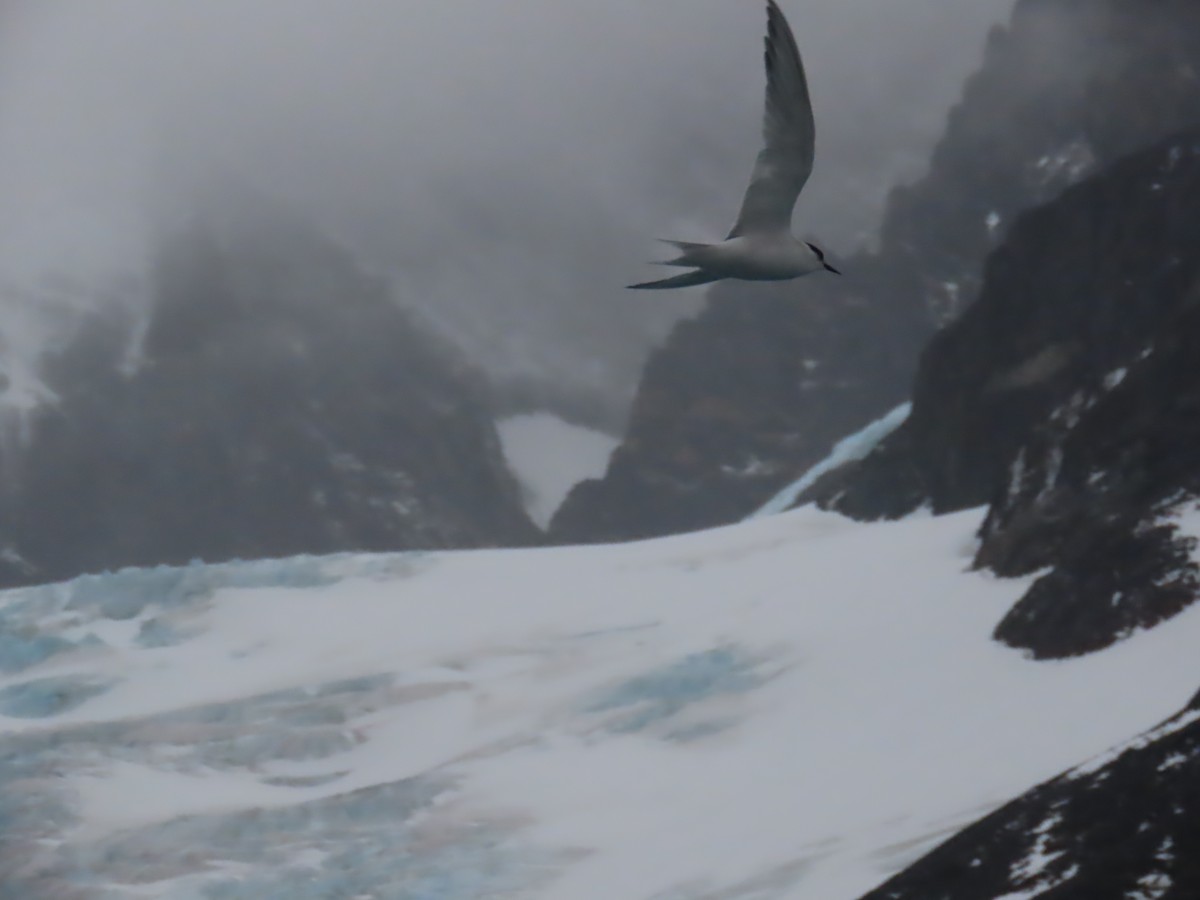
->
[2,507,1199,897]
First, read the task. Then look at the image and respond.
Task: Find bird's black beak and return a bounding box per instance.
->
[825,263,842,275]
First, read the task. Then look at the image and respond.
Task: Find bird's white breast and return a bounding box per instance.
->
[711,235,823,280]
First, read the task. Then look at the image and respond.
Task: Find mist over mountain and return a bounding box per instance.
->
[0,177,538,590]
[0,0,1009,427]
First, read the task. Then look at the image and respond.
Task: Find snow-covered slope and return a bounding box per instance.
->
[497,413,619,529]
[3,508,1200,898]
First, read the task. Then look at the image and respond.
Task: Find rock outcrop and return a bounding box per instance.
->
[550,263,926,542]
[811,129,1200,659]
[858,697,1200,900]
[0,187,537,589]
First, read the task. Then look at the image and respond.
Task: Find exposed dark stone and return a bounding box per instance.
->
[857,701,1200,900]
[551,0,1200,545]
[551,261,926,542]
[816,130,1200,521]
[809,130,1200,658]
[983,286,1200,658]
[805,129,1200,659]
[0,186,538,589]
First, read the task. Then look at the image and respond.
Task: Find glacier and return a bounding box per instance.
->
[3,507,1200,898]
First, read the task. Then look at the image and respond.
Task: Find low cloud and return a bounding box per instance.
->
[0,0,1012,420]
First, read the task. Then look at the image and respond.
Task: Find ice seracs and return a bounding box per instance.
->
[628,1,840,290]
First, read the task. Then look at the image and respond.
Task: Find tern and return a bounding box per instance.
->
[628,0,839,290]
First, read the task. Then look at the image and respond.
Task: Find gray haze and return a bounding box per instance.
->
[0,0,1011,426]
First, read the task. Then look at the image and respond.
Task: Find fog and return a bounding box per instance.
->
[0,0,1012,425]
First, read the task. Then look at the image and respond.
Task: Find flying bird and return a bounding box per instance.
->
[628,0,839,290]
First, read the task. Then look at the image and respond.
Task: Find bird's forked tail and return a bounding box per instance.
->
[627,240,720,290]
[626,269,719,290]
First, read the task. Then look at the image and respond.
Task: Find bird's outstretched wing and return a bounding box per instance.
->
[726,0,815,239]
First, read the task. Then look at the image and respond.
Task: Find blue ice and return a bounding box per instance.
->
[0,675,112,718]
[0,551,430,656]
[0,627,74,673]
[0,551,503,898]
[750,401,912,518]
[586,645,764,735]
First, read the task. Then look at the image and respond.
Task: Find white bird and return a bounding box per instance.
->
[628,0,839,290]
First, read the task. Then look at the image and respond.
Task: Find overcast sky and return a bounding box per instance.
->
[0,0,1013,424]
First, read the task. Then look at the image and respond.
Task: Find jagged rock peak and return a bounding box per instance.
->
[0,184,538,589]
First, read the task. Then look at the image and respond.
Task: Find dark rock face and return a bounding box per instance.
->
[813,130,1200,659]
[858,698,1200,900]
[551,0,1200,545]
[551,264,927,542]
[982,285,1200,658]
[819,130,1200,516]
[0,190,537,589]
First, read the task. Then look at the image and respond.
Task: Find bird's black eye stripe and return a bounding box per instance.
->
[806,242,825,261]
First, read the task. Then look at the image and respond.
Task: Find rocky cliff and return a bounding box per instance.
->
[811,129,1200,659]
[551,0,1200,544]
[550,263,925,541]
[0,186,537,589]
